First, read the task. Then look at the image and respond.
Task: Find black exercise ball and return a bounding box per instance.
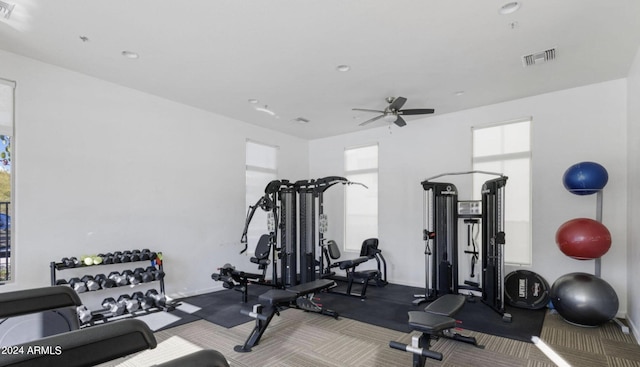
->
[550,272,618,327]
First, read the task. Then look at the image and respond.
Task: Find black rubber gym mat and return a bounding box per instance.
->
[180,284,272,328]
[187,281,546,342]
[313,281,546,343]
[454,299,546,342]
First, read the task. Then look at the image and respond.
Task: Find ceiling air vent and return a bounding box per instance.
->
[292,117,310,124]
[522,48,556,67]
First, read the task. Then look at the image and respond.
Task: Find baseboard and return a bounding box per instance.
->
[628,314,640,345]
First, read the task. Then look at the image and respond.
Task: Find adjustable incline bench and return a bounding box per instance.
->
[235,278,337,352]
[389,294,483,367]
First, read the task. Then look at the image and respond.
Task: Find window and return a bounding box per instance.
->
[0,79,14,282]
[344,144,378,251]
[245,140,278,249]
[472,118,531,265]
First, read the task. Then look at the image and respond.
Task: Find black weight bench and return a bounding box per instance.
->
[0,286,230,367]
[235,279,338,352]
[0,318,229,367]
[389,294,483,366]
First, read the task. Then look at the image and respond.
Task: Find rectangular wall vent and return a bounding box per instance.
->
[522,48,556,67]
[293,117,310,124]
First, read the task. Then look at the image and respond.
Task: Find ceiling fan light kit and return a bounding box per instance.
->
[499,1,521,15]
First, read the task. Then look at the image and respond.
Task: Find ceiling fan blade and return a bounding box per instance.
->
[394,116,407,127]
[388,96,407,111]
[353,108,385,113]
[358,114,385,126]
[399,108,435,115]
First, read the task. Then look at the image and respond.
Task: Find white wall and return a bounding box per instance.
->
[0,49,308,304]
[310,79,629,314]
[1,46,633,320]
[626,45,640,338]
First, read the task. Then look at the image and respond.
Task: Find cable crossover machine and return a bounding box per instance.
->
[414,171,512,322]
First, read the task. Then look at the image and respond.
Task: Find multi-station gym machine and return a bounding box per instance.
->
[414,171,512,322]
[219,176,364,297]
[280,176,359,287]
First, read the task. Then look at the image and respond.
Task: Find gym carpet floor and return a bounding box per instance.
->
[97,305,640,367]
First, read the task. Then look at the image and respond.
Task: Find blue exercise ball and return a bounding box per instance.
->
[550,272,618,327]
[562,161,608,195]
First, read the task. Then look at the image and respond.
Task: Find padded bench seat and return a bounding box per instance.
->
[408,311,456,334]
[390,294,482,367]
[258,279,335,306]
[288,279,335,293]
[424,294,465,316]
[154,349,229,367]
[258,290,297,306]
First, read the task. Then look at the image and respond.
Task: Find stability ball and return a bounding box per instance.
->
[550,272,618,326]
[562,161,608,195]
[556,218,611,260]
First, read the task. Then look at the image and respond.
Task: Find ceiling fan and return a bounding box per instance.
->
[353,96,435,127]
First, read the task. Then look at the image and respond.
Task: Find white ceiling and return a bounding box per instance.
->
[1,1,639,139]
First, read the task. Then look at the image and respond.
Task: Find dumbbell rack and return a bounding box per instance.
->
[49,250,174,327]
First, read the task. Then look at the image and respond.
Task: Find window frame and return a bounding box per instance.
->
[0,78,15,283]
[343,143,379,252]
[471,118,532,266]
[244,139,278,253]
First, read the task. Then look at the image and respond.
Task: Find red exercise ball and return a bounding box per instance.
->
[555,218,611,260]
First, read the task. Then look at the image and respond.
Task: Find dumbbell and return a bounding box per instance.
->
[68,277,87,293]
[130,250,141,262]
[101,297,126,316]
[120,251,132,263]
[112,251,123,263]
[146,289,166,308]
[139,249,151,261]
[81,275,101,291]
[132,291,154,310]
[98,253,114,265]
[117,294,140,313]
[61,257,79,268]
[122,270,142,285]
[56,278,89,293]
[81,255,103,266]
[145,266,165,281]
[108,271,129,287]
[141,249,157,261]
[76,305,93,324]
[94,274,116,289]
[134,267,154,283]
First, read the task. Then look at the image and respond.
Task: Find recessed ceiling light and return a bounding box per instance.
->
[121,50,139,59]
[336,64,351,72]
[454,91,465,96]
[248,99,259,104]
[499,1,521,15]
[255,106,276,116]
